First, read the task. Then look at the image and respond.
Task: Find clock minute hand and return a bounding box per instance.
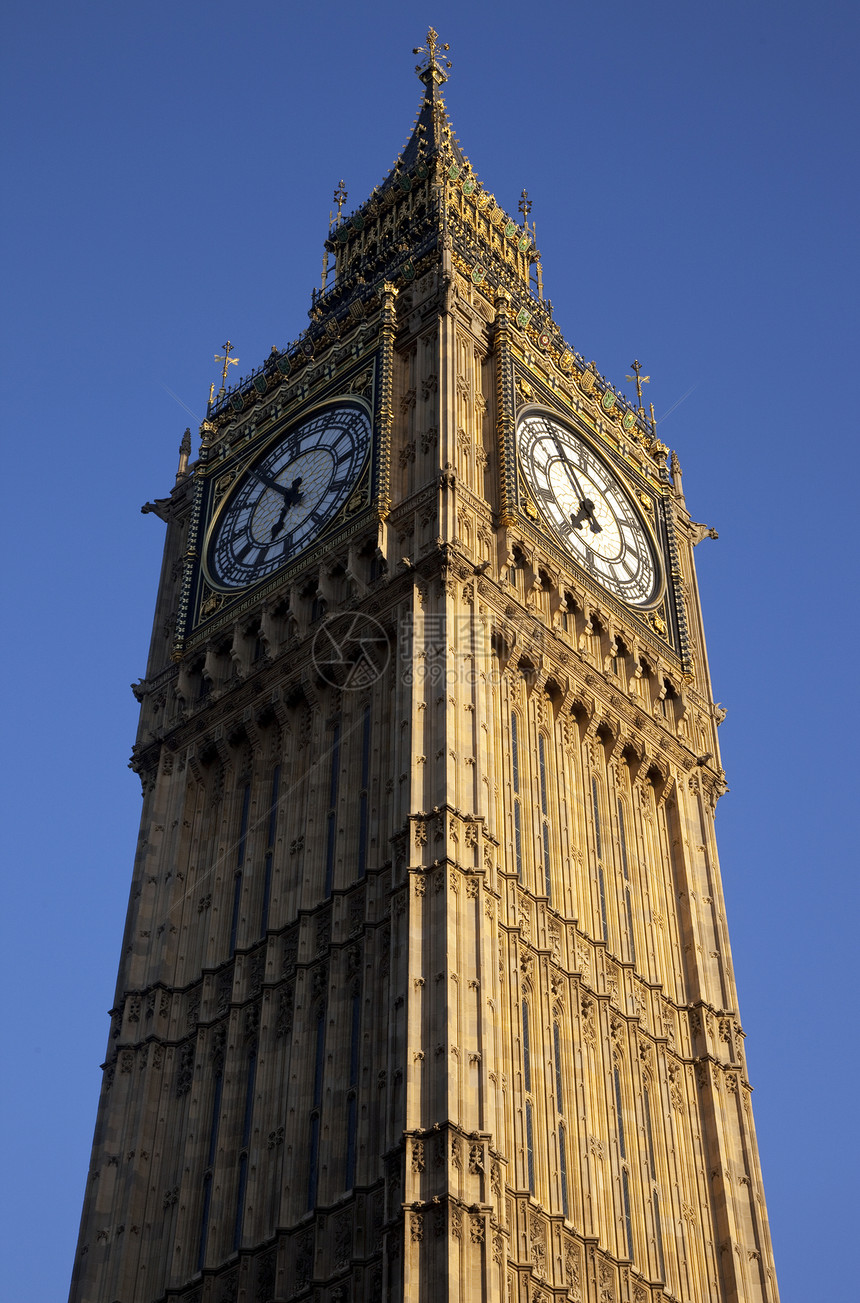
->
[249,468,296,499]
[268,477,304,540]
[547,433,602,534]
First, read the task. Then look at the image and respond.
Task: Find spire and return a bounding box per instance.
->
[376,28,467,192]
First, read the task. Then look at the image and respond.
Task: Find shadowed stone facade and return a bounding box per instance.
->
[70,31,779,1303]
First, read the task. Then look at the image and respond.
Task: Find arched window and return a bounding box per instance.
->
[357,705,371,878]
[324,720,341,897]
[260,765,280,936]
[308,1005,326,1209]
[230,783,251,955]
[553,1021,564,1112]
[538,733,552,901]
[198,1036,225,1268]
[522,1000,532,1092]
[614,1065,634,1260]
[618,798,636,965]
[643,1083,666,1280]
[559,1123,569,1219]
[592,778,609,943]
[233,1045,257,1249]
[525,1100,535,1194]
[511,712,523,881]
[345,988,361,1189]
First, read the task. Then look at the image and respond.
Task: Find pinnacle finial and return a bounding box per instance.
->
[413,27,451,89]
[333,180,348,224]
[626,359,651,414]
[214,341,239,399]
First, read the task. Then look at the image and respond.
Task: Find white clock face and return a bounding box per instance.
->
[205,402,370,590]
[518,411,661,608]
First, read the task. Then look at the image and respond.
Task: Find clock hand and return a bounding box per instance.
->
[249,468,299,499]
[546,431,603,534]
[569,499,603,534]
[269,477,304,540]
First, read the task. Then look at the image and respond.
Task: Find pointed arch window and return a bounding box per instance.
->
[559,1123,570,1219]
[614,1065,634,1260]
[230,783,251,955]
[553,1020,564,1113]
[260,765,280,936]
[345,987,361,1189]
[197,1041,224,1269]
[324,720,341,897]
[357,705,371,878]
[592,778,609,943]
[538,733,552,901]
[643,1083,666,1280]
[233,1045,257,1250]
[308,1005,326,1209]
[525,1100,535,1193]
[511,712,523,881]
[617,798,636,965]
[653,1191,667,1281]
[522,1000,532,1092]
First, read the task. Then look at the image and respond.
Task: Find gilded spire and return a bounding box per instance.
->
[413,27,451,93]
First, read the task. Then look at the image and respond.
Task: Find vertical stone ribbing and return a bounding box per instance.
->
[376,281,398,521]
[660,489,693,677]
[492,291,517,527]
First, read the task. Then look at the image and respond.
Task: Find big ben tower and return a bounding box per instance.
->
[70,31,779,1303]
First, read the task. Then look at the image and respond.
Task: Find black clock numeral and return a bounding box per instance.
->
[233,540,259,565]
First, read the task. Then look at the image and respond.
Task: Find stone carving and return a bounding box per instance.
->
[333,1210,352,1269]
[564,1239,582,1301]
[598,1261,616,1303]
[255,1251,275,1303]
[293,1228,314,1291]
[276,984,294,1038]
[176,1043,194,1096]
[529,1211,547,1277]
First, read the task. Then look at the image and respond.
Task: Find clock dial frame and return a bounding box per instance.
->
[517,409,664,609]
[204,400,371,592]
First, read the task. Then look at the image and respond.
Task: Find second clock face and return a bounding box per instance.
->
[517,411,662,608]
[205,401,371,590]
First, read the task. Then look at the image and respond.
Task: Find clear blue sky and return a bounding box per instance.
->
[2,3,857,1299]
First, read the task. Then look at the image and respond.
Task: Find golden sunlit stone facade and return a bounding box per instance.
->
[71,33,779,1303]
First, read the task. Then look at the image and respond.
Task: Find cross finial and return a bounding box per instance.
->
[214,341,239,395]
[626,359,651,413]
[519,189,533,221]
[414,28,451,87]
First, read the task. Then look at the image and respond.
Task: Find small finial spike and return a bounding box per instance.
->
[176,428,192,482]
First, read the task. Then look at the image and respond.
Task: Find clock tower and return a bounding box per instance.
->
[70,32,779,1303]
